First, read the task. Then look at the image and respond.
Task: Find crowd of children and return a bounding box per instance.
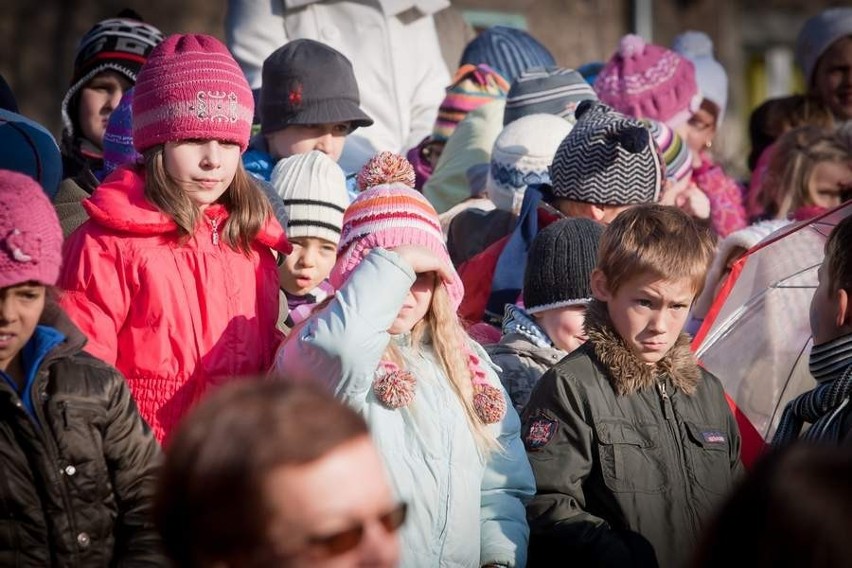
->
[1,4,851,567]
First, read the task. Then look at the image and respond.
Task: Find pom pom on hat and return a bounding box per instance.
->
[357,151,416,192]
[0,169,64,289]
[133,34,255,153]
[594,33,700,128]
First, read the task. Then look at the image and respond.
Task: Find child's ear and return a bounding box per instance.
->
[836,288,851,328]
[590,268,612,301]
[588,204,608,222]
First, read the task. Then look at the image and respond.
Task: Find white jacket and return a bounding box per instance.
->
[274,248,534,567]
[225,0,451,174]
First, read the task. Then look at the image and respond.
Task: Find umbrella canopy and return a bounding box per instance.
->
[692,202,852,464]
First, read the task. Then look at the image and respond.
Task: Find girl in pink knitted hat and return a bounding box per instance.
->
[273,183,534,568]
[58,34,292,445]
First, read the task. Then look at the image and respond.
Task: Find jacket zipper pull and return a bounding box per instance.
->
[656,381,672,420]
[210,217,220,246]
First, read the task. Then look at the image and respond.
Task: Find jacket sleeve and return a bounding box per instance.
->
[58,230,131,366]
[224,0,290,89]
[102,366,166,566]
[521,369,655,567]
[478,345,536,568]
[273,248,413,403]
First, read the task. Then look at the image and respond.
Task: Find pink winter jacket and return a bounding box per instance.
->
[58,166,290,443]
[693,153,748,238]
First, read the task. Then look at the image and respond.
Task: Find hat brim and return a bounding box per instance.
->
[265,98,374,134]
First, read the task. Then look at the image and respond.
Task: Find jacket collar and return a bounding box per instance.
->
[584,300,701,396]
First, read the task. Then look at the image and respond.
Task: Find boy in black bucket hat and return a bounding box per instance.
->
[243,39,374,183]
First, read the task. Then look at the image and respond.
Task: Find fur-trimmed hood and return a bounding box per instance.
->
[584,299,702,396]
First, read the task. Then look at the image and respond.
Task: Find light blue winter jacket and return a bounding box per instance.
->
[274,248,535,567]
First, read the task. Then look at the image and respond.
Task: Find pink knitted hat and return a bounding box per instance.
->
[331,182,506,423]
[594,34,701,128]
[0,169,63,289]
[132,34,254,153]
[331,183,464,308]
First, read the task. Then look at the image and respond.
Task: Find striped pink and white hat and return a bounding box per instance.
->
[330,182,464,310]
[132,34,254,153]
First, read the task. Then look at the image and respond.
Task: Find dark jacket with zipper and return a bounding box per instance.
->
[522,301,744,568]
[0,303,164,566]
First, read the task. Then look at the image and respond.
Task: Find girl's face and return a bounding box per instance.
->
[678,105,717,160]
[77,70,131,148]
[388,272,435,335]
[813,36,852,121]
[279,237,338,296]
[808,160,852,210]
[535,304,588,353]
[163,139,242,210]
[0,283,46,373]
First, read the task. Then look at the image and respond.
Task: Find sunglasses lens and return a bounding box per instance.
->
[313,526,364,556]
[380,502,408,533]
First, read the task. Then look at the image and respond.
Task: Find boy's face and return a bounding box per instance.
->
[163,139,242,210]
[0,283,46,372]
[279,237,338,296]
[810,256,847,346]
[267,123,350,162]
[77,70,131,148]
[592,270,695,365]
[535,305,588,353]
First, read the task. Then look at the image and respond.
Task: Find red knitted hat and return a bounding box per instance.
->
[132,34,254,153]
[0,169,63,289]
[594,34,701,128]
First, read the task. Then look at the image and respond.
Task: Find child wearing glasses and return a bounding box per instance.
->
[274,183,535,567]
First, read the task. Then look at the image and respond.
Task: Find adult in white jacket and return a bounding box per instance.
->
[225,0,451,174]
[274,183,535,567]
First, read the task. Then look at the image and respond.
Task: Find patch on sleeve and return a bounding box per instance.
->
[524,415,558,451]
[701,431,726,444]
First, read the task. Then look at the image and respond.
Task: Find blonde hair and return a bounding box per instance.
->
[384,280,500,455]
[144,147,270,254]
[760,126,851,220]
[597,203,715,297]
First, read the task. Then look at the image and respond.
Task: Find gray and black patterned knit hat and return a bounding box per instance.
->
[549,100,663,205]
[523,217,604,314]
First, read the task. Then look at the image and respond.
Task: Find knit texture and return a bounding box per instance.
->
[270,150,350,244]
[460,25,556,85]
[133,34,254,153]
[643,119,693,183]
[0,109,62,199]
[523,217,604,314]
[594,34,700,128]
[503,66,598,126]
[0,170,63,288]
[99,88,140,180]
[433,64,510,142]
[550,100,663,205]
[356,151,416,192]
[487,113,573,214]
[61,15,164,143]
[331,183,463,309]
[672,31,728,123]
[260,38,373,135]
[795,7,852,85]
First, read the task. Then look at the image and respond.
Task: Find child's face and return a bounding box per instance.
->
[810,256,844,346]
[592,270,695,365]
[807,160,852,210]
[267,123,350,162]
[279,237,337,296]
[813,36,852,121]
[678,109,716,159]
[163,140,242,210]
[0,283,46,372]
[388,272,435,335]
[77,70,131,148]
[535,304,588,353]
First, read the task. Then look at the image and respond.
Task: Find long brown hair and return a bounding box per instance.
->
[143,146,270,254]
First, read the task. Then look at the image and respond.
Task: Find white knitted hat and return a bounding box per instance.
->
[270,150,350,244]
[795,8,852,86]
[486,113,573,214]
